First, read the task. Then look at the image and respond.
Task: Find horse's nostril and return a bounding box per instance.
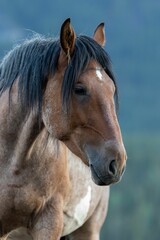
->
[108,160,117,176]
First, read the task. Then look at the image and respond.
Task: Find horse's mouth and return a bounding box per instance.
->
[90,164,120,186]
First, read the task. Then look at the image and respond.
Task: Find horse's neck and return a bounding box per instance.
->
[0,87,77,170]
[0,87,71,204]
[0,88,41,163]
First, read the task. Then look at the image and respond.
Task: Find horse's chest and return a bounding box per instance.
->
[62,185,92,236]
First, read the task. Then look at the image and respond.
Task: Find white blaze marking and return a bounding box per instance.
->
[96,69,103,81]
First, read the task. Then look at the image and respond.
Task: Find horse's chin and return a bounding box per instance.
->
[90,164,120,186]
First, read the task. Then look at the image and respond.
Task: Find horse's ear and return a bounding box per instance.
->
[93,23,106,47]
[60,18,76,60]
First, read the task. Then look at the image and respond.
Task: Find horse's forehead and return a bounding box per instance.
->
[90,68,106,82]
[79,61,115,91]
[96,69,103,81]
[80,60,104,79]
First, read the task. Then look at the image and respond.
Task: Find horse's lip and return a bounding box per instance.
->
[90,164,119,186]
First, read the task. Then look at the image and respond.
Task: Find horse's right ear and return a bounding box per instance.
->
[60,18,76,61]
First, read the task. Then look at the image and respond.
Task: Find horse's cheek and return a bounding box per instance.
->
[42,101,69,139]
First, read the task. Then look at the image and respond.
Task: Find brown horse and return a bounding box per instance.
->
[0,19,127,240]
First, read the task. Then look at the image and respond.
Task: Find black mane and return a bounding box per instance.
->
[0,35,118,112]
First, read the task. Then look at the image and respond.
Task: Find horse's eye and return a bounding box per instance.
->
[74,85,87,96]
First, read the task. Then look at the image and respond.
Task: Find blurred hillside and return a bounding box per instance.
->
[0,0,160,239]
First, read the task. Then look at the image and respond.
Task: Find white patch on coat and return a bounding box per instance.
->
[62,185,91,236]
[74,185,91,225]
[96,69,103,81]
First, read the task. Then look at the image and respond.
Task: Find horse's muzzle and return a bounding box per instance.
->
[85,141,127,186]
[90,162,126,186]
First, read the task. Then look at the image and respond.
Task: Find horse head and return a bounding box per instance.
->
[43,18,127,185]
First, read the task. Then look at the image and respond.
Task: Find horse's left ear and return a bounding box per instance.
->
[60,18,76,60]
[93,23,106,47]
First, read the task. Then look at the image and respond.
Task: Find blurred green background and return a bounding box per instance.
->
[0,0,160,239]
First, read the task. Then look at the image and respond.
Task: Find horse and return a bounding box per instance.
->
[0,18,127,240]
